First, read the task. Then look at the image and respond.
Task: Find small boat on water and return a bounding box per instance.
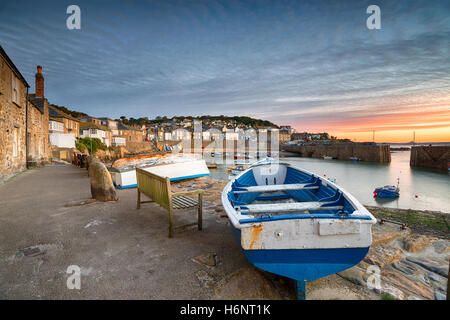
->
[323,156,333,160]
[349,157,360,161]
[230,164,247,175]
[374,179,400,198]
[108,153,210,188]
[222,158,376,299]
[374,186,399,198]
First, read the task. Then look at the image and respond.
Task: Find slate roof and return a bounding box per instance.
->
[117,123,141,131]
[80,122,110,131]
[27,96,45,114]
[0,45,29,88]
[47,105,79,121]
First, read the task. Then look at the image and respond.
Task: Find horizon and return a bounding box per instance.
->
[1,0,449,143]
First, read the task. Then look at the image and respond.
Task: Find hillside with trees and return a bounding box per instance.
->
[49,104,88,119]
[116,115,279,128]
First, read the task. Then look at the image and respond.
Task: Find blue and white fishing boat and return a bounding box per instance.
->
[374,178,400,199]
[374,186,399,198]
[222,158,377,299]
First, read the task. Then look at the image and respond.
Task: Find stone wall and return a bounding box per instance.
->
[0,54,27,181]
[282,144,391,162]
[27,99,50,165]
[50,146,77,164]
[410,146,449,171]
[125,141,156,154]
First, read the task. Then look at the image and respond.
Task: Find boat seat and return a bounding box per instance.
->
[233,177,321,194]
[237,201,344,214]
[233,183,319,194]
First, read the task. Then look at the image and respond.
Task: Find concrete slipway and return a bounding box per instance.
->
[0,164,378,299]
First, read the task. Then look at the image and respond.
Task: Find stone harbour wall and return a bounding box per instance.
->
[282,144,391,162]
[410,146,449,171]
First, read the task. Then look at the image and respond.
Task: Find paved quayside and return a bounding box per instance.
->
[0,164,447,299]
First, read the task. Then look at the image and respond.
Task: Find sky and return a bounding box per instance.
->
[1,0,449,142]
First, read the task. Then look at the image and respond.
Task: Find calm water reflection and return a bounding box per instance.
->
[208,151,450,213]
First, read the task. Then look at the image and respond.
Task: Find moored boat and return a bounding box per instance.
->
[374,178,400,198]
[221,158,376,299]
[230,164,247,175]
[207,163,218,169]
[374,186,399,198]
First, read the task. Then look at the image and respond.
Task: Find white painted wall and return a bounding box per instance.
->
[81,128,106,139]
[164,132,172,140]
[49,120,64,132]
[112,136,126,146]
[50,133,75,148]
[225,132,239,140]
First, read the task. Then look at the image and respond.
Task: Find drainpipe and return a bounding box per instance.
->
[25,86,29,169]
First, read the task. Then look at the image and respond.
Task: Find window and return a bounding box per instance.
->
[12,128,18,157]
[11,74,19,105]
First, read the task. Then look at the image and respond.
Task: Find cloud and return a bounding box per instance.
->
[0,0,448,140]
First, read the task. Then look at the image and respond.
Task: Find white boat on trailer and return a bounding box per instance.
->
[221,158,377,299]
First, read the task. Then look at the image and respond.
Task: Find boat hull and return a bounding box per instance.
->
[375,191,399,198]
[231,224,369,281]
[109,157,210,188]
[375,187,399,198]
[222,160,376,284]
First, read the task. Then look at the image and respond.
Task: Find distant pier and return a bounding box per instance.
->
[281,144,391,163]
[410,146,449,171]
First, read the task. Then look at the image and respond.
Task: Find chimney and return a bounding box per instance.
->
[35,65,44,97]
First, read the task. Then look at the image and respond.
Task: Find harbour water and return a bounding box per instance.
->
[208,151,450,213]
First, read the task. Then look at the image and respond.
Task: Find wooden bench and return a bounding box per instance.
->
[136,168,203,238]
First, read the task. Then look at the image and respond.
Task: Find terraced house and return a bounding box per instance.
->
[48,105,80,138]
[0,46,49,181]
[117,123,144,143]
[80,122,112,147]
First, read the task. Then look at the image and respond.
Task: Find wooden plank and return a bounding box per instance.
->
[233,184,319,194]
[172,190,202,197]
[172,199,196,209]
[173,196,194,207]
[179,196,197,205]
[239,202,344,213]
[173,198,195,208]
[137,188,141,209]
